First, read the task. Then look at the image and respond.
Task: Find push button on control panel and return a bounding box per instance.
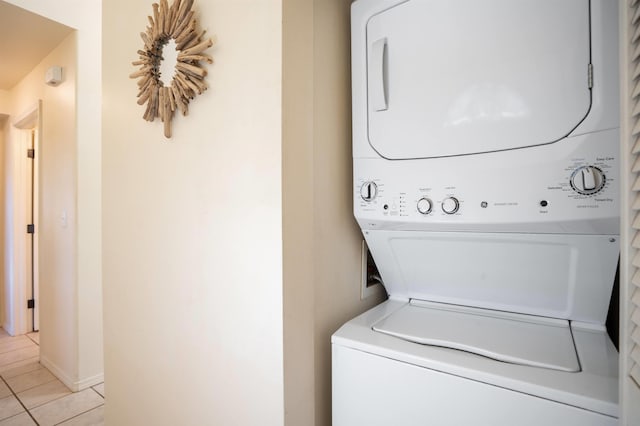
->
[416,197,433,215]
[441,197,460,214]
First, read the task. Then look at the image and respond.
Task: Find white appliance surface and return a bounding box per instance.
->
[352,0,619,161]
[333,0,621,424]
[364,231,619,323]
[354,129,619,236]
[332,300,619,421]
[373,300,580,372]
[366,0,591,159]
[333,339,617,426]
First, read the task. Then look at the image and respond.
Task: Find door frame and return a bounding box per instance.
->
[11,100,41,334]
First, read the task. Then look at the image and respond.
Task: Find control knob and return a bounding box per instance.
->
[417,197,433,215]
[360,181,378,202]
[441,197,460,214]
[570,166,605,195]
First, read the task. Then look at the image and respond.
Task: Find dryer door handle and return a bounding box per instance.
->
[370,38,388,111]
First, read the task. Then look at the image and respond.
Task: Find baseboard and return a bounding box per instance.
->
[2,322,15,336]
[39,355,104,392]
[75,372,105,391]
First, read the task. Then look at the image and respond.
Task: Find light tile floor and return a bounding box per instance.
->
[0,329,104,425]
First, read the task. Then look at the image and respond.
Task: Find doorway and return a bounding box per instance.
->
[13,102,40,334]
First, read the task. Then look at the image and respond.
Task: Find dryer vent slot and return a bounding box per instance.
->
[361,239,384,300]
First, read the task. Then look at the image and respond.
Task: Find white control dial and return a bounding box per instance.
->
[417,197,433,215]
[570,166,605,195]
[441,197,460,214]
[360,181,378,202]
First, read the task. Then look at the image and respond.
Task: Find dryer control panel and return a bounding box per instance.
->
[354,129,619,235]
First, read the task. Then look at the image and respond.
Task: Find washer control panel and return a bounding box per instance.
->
[354,130,619,234]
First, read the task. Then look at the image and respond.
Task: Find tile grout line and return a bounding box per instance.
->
[26,334,39,346]
[90,386,104,399]
[21,382,75,412]
[0,333,103,426]
[0,374,40,426]
[51,403,105,426]
[12,376,59,396]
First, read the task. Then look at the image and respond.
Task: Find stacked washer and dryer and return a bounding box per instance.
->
[332,0,620,425]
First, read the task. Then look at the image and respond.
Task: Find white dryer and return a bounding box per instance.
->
[332,0,620,425]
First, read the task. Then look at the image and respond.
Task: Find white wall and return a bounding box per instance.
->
[102,1,284,424]
[3,0,103,390]
[0,90,8,317]
[11,32,78,384]
[4,31,79,382]
[0,117,6,327]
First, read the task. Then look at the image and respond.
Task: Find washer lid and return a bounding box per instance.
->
[366,0,591,159]
[372,300,580,372]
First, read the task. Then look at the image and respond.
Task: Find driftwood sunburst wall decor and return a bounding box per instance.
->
[130,0,215,138]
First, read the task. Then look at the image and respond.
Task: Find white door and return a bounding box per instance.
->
[366,0,592,159]
[25,129,38,332]
[14,103,41,335]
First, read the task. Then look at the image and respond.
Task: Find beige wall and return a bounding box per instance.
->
[102,1,284,424]
[104,0,382,423]
[282,0,316,422]
[4,0,103,390]
[311,1,386,424]
[0,91,10,112]
[283,1,386,425]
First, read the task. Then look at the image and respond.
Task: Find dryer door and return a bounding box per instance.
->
[366,0,591,159]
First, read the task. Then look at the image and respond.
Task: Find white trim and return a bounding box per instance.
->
[620,1,640,424]
[2,321,15,337]
[13,101,41,129]
[7,129,29,336]
[40,354,104,392]
[75,372,105,391]
[7,101,41,336]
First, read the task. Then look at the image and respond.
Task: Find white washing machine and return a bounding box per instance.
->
[332,1,620,425]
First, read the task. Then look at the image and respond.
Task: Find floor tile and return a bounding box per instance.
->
[17,379,71,409]
[24,335,38,346]
[0,348,39,368]
[6,369,55,394]
[0,338,34,356]
[30,389,103,426]
[0,396,24,421]
[0,412,36,426]
[91,383,104,398]
[0,361,41,380]
[0,382,11,400]
[57,406,104,426]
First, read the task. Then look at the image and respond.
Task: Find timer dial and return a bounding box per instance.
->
[360,181,378,202]
[570,166,605,195]
[417,197,433,215]
[442,197,460,214]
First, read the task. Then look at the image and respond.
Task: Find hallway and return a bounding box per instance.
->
[0,329,104,425]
